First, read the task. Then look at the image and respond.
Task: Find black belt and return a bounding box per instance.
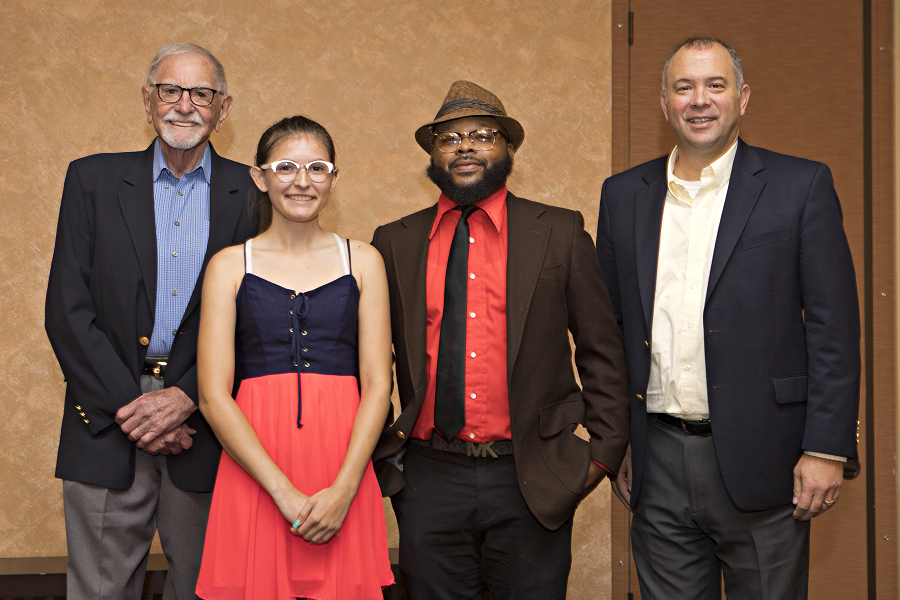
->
[141,356,168,380]
[651,413,712,436]
[409,434,514,458]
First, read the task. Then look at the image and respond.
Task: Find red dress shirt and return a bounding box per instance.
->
[412,187,510,443]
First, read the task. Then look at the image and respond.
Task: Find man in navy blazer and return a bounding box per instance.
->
[45,43,255,599]
[596,36,860,598]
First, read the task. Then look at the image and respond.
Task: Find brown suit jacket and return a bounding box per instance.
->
[371,193,630,530]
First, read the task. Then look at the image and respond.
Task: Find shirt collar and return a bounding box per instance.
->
[152,139,212,184]
[666,139,738,199]
[428,186,508,239]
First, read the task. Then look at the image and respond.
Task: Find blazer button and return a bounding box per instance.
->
[139,336,150,346]
[397,431,406,440]
[636,394,644,401]
[644,340,649,347]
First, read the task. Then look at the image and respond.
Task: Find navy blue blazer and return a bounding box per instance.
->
[45,142,257,493]
[596,139,860,511]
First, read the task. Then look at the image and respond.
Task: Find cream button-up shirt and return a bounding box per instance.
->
[646,141,738,419]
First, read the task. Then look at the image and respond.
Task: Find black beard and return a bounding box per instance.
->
[426,153,514,206]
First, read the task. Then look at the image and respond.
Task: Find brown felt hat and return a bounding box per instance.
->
[415,80,525,153]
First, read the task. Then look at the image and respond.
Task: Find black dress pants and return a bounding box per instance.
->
[392,443,572,600]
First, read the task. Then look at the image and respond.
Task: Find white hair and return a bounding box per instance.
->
[146,42,228,94]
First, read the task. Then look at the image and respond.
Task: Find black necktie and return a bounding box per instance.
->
[434,205,478,441]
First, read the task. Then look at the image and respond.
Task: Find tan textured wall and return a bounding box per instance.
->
[0,0,613,595]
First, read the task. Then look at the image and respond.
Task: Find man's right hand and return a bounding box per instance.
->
[611,444,634,511]
[142,423,197,455]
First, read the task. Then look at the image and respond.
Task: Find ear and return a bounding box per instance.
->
[215,94,234,132]
[142,86,153,124]
[739,84,751,116]
[249,166,268,193]
[329,169,340,192]
[659,91,670,123]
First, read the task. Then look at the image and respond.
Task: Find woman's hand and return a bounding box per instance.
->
[272,485,311,530]
[291,485,355,544]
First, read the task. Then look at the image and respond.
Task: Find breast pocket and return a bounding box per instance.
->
[742,227,792,251]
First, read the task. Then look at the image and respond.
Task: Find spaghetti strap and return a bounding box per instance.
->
[346,239,353,274]
[332,232,350,276]
[244,239,254,274]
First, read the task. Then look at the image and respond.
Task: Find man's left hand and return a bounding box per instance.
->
[792,454,844,520]
[581,461,607,499]
[116,386,197,450]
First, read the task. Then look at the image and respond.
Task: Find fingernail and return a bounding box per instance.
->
[293,520,300,528]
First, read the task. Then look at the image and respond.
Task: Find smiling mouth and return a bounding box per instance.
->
[687,117,715,124]
[286,194,314,202]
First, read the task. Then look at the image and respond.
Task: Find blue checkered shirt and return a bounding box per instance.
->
[148,139,211,355]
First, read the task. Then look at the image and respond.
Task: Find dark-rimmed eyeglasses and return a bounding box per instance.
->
[260,160,337,184]
[153,83,220,107]
[433,129,505,153]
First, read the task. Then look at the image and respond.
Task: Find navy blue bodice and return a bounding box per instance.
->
[235,273,360,425]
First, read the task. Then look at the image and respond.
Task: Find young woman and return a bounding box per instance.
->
[195,116,394,599]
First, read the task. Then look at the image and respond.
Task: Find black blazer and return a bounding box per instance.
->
[596,139,860,511]
[372,194,631,530]
[45,142,256,492]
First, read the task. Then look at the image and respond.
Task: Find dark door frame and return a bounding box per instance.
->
[608,1,898,597]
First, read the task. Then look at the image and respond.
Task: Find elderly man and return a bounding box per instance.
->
[596,36,860,598]
[371,80,630,599]
[45,42,255,599]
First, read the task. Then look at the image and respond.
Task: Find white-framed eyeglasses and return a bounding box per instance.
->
[260,160,336,183]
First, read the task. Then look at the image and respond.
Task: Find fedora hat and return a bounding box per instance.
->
[415,80,525,153]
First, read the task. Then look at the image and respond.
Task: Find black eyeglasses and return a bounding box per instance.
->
[152,83,220,107]
[433,129,505,153]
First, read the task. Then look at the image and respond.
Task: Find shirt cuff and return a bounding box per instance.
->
[804,450,847,463]
[592,459,614,476]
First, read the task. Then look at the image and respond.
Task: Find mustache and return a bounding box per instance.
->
[449,156,487,169]
[163,113,203,125]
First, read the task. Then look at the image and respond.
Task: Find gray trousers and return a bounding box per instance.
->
[632,415,810,600]
[63,374,213,600]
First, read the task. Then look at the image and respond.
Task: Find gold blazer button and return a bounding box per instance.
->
[139,336,150,346]
[397,431,406,440]
[636,394,644,401]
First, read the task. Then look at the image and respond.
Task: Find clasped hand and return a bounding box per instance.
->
[277,486,353,545]
[116,386,197,455]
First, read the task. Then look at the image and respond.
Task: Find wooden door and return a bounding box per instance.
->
[609,1,897,598]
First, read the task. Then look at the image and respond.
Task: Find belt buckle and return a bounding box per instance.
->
[150,361,167,379]
[466,441,499,458]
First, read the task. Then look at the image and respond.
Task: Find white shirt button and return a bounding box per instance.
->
[172,251,178,257]
[470,273,475,279]
[690,283,696,289]
[686,324,692,330]
[172,290,178,296]
[470,393,476,399]
[684,365,692,371]
[469,433,476,439]
[469,237,474,243]
[470,352,476,358]
[470,312,476,318]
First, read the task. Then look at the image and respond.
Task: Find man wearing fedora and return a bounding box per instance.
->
[371,80,630,598]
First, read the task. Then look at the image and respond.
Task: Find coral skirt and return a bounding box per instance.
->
[196,372,394,599]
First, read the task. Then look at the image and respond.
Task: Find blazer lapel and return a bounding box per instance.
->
[506,195,550,386]
[181,144,244,324]
[119,144,157,317]
[634,161,668,334]
[705,140,766,303]
[394,207,436,396]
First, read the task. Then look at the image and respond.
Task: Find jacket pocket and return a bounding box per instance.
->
[539,265,563,280]
[539,396,590,494]
[742,227,792,250]
[772,375,808,404]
